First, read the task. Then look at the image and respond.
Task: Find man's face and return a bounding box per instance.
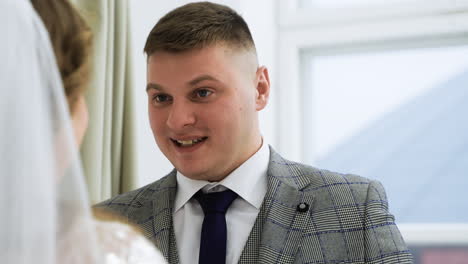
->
[146,44,270,182]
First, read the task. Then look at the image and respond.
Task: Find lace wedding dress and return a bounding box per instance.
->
[95,220,166,263]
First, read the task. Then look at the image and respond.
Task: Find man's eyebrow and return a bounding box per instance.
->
[188,75,219,86]
[146,75,219,91]
[146,83,163,92]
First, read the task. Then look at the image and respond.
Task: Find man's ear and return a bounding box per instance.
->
[255,66,270,111]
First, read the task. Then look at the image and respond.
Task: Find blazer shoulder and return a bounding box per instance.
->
[94,173,176,215]
[273,154,371,188]
[268,146,373,192]
[309,165,373,185]
[288,161,388,212]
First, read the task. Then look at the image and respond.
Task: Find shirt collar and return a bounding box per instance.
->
[174,140,269,212]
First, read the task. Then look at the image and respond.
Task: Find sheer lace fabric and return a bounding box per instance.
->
[95,220,166,263]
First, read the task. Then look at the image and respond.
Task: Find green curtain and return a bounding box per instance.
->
[71,0,138,203]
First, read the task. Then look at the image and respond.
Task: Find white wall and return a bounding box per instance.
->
[129,1,277,186]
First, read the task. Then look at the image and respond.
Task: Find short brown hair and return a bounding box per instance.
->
[31,0,92,112]
[144,1,255,55]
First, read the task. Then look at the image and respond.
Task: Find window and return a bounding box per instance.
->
[301,44,468,169]
[277,0,468,261]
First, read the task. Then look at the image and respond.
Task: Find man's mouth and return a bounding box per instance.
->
[171,137,208,147]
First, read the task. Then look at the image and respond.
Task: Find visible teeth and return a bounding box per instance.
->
[176,138,204,146]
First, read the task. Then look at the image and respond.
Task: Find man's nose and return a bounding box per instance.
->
[166,100,196,131]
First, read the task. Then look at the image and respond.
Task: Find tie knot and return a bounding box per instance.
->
[194,189,238,215]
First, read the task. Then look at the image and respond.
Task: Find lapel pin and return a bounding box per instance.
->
[297,202,309,213]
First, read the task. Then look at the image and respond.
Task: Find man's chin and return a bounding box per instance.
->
[180,172,209,181]
[177,168,221,182]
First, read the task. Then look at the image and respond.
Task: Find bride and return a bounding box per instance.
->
[0,0,165,263]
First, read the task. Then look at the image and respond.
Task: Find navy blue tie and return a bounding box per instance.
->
[194,189,238,264]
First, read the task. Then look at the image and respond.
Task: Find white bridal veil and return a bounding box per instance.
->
[0,0,101,262]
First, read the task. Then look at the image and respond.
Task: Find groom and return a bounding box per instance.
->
[96,2,412,263]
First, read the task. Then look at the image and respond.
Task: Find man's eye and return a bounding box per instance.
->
[195,89,212,98]
[154,94,171,102]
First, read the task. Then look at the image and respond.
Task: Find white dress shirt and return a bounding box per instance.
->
[173,141,269,264]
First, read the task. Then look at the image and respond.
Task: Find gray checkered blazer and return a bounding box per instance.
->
[96,147,413,263]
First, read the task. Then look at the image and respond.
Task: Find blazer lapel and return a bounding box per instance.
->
[239,147,315,264]
[139,170,180,264]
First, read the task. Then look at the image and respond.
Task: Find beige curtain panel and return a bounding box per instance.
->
[72,0,138,203]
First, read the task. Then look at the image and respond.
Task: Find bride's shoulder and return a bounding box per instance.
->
[93,209,166,264]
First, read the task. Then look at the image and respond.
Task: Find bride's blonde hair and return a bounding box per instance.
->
[30,0,92,114]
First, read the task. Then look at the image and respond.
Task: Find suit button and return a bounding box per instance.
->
[297,202,309,212]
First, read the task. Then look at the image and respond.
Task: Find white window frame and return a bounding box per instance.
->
[399,224,468,245]
[280,0,468,28]
[276,0,468,161]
